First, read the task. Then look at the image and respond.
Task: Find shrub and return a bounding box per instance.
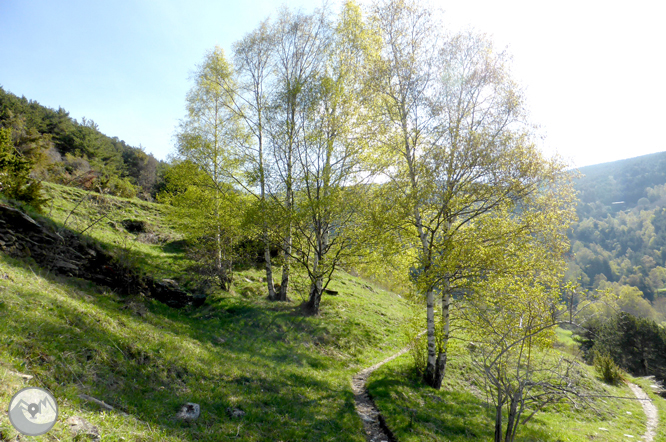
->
[0,127,47,211]
[106,176,137,199]
[594,352,623,385]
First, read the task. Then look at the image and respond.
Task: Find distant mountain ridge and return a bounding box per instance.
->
[575,150,666,208]
[567,149,666,313]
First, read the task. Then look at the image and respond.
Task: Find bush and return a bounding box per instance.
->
[106,176,137,199]
[0,127,47,211]
[594,352,623,385]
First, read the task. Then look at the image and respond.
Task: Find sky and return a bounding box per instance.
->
[1,0,665,168]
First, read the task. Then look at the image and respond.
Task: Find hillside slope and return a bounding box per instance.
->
[0,185,413,441]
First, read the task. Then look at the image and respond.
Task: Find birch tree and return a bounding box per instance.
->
[172,47,242,288]
[229,21,280,299]
[265,6,331,301]
[370,0,576,388]
[463,262,584,442]
[292,0,381,315]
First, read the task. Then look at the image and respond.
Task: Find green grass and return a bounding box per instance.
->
[1,184,662,441]
[0,253,413,441]
[0,184,415,441]
[367,332,654,441]
[40,182,189,279]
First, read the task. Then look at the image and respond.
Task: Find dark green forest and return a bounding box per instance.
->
[0,87,167,200]
[568,154,666,322]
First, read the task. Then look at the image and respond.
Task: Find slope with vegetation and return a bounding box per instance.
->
[569,152,666,311]
[367,348,666,441]
[3,0,663,440]
[0,86,167,200]
[0,184,661,442]
[0,184,412,441]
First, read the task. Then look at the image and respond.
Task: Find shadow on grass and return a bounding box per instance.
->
[0,255,368,441]
[368,361,572,442]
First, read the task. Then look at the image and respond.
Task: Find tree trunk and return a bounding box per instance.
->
[258,130,277,301]
[305,226,326,315]
[265,230,276,300]
[305,276,324,315]
[423,289,439,387]
[504,393,519,442]
[278,233,291,301]
[494,390,504,442]
[433,287,453,387]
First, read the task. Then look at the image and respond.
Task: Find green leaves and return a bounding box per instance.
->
[0,127,47,210]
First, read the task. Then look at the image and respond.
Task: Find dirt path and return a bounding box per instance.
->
[352,343,418,442]
[352,332,426,442]
[627,382,658,442]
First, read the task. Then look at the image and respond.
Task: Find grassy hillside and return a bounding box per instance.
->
[367,338,666,441]
[0,184,413,441]
[0,184,662,441]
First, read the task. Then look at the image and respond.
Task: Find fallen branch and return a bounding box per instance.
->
[78,394,129,416]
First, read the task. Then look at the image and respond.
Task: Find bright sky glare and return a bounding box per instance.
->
[1,0,664,168]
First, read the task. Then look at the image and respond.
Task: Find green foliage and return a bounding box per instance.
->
[575,151,666,208]
[0,87,166,198]
[569,153,666,317]
[0,127,46,210]
[105,175,138,199]
[578,312,666,383]
[593,352,624,385]
[159,160,246,289]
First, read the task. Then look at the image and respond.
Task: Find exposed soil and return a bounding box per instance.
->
[352,333,428,442]
[627,382,659,442]
[352,348,408,442]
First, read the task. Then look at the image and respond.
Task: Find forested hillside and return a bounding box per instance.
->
[0,87,167,199]
[568,152,666,321]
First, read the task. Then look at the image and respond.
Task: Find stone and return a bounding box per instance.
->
[54,260,79,270]
[176,402,200,421]
[360,414,374,423]
[66,416,100,441]
[137,232,160,244]
[226,407,246,418]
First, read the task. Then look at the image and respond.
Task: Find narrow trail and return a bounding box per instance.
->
[627,382,658,442]
[352,345,411,442]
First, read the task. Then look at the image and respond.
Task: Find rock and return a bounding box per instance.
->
[176,402,200,421]
[161,279,180,289]
[66,416,100,441]
[150,280,206,308]
[8,370,33,380]
[226,407,245,418]
[0,204,208,310]
[360,414,374,423]
[54,260,79,271]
